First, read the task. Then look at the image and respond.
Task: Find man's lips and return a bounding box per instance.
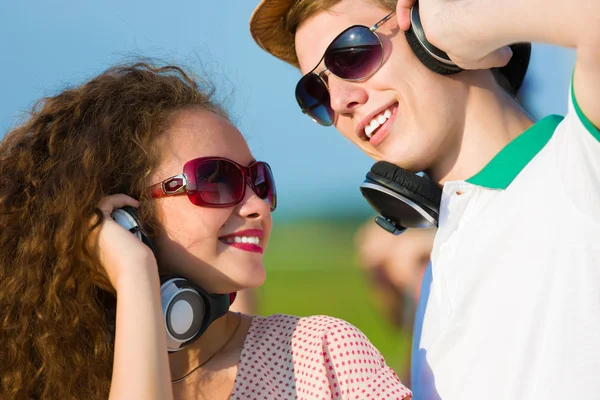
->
[356,102,399,142]
[369,106,398,147]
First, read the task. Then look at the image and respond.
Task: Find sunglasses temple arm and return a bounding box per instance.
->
[372,11,396,31]
[149,183,167,199]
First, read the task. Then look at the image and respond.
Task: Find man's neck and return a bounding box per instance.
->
[428,71,534,185]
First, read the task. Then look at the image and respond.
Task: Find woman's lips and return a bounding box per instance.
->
[219,229,264,254]
[224,242,263,254]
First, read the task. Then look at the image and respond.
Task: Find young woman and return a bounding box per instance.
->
[0,61,411,400]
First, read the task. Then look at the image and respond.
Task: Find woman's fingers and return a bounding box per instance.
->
[97,194,140,218]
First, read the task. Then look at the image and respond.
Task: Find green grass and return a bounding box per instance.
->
[256,217,412,378]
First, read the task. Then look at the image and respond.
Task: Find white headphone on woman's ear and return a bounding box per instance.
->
[110,206,235,353]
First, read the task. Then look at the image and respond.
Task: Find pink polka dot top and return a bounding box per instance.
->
[230,314,412,400]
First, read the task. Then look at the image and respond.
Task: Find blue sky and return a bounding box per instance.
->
[0,1,576,221]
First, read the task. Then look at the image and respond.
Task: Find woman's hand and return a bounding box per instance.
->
[90,194,157,291]
[396,0,513,70]
[91,195,172,400]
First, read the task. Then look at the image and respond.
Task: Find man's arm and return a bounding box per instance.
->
[397,0,600,128]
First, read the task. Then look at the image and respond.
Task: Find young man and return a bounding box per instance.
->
[249,0,600,399]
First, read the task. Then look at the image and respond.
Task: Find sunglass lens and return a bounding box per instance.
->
[325,26,382,80]
[295,74,334,126]
[193,160,244,205]
[251,162,277,211]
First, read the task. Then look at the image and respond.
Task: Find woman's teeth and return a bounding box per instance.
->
[365,108,392,139]
[221,236,260,245]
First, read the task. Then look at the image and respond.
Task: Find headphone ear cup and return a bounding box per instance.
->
[360,161,442,231]
[405,3,462,75]
[161,277,207,353]
[370,161,442,214]
[160,276,234,353]
[405,28,461,75]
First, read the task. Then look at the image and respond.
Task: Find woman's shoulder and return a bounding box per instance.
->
[248,313,388,355]
[248,313,372,346]
[240,314,411,399]
[250,313,358,330]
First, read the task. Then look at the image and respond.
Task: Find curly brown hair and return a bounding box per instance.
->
[0,61,228,399]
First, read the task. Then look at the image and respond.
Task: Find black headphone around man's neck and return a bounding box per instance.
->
[360,161,441,235]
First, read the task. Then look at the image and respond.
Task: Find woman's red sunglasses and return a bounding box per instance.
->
[149,157,277,212]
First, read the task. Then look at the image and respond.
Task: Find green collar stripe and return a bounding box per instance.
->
[571,78,600,142]
[466,115,564,190]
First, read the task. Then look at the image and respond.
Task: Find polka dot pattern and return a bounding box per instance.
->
[230,314,411,399]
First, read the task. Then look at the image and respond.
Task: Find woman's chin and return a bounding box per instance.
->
[237,268,267,290]
[219,265,266,293]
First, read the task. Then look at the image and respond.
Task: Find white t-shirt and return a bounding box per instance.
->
[411,78,600,400]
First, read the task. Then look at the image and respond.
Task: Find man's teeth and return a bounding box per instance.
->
[221,236,260,245]
[365,108,392,139]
